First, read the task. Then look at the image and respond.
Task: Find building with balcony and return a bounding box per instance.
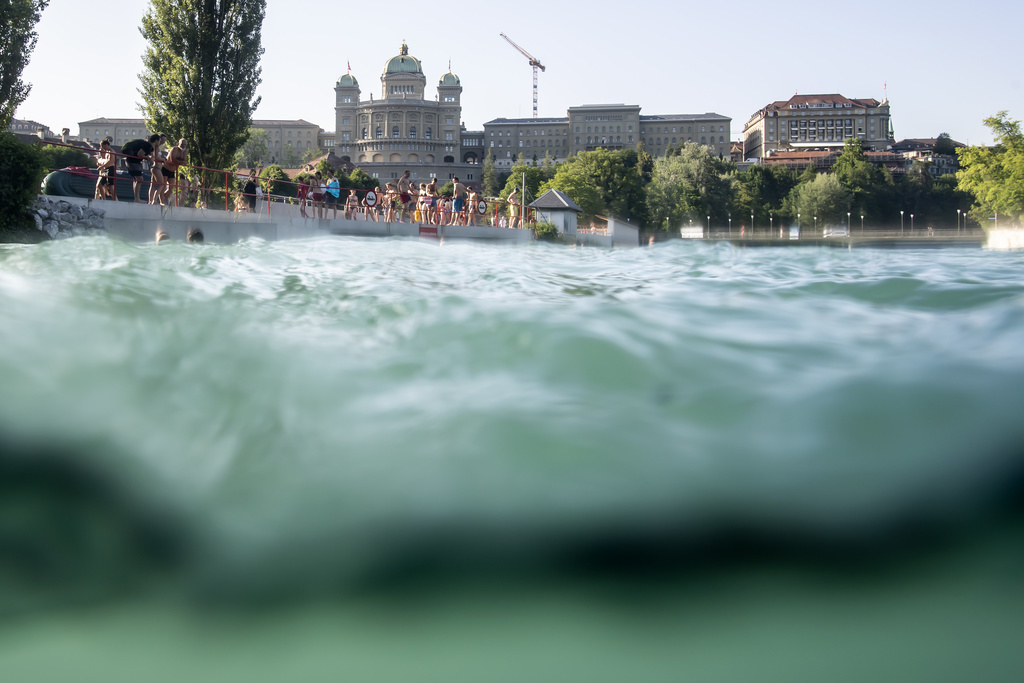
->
[743,94,893,160]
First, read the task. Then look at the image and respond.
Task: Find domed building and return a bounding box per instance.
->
[334,43,485,187]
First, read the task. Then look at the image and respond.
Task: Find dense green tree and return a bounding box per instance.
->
[734,164,797,225]
[347,168,379,193]
[482,153,498,197]
[933,132,956,156]
[498,164,551,205]
[646,143,732,230]
[832,138,886,216]
[957,111,1024,224]
[38,144,94,171]
[138,0,266,181]
[784,173,852,227]
[259,164,289,197]
[538,149,648,226]
[0,1,49,128]
[233,128,270,169]
[538,169,604,220]
[0,130,44,231]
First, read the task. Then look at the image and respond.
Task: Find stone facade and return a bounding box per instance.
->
[743,94,893,160]
[334,43,484,187]
[484,105,731,168]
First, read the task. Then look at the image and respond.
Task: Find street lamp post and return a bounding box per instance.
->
[814,216,818,233]
[900,210,904,236]
[957,208,961,235]
[860,215,864,233]
[797,213,801,231]
[770,211,774,233]
[911,213,914,234]
[751,212,754,233]
[847,212,851,235]
[707,215,710,232]
[728,214,732,235]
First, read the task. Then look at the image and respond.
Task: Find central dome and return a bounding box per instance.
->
[384,42,422,75]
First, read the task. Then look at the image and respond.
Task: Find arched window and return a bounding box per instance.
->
[376,126,382,139]
[392,126,399,138]
[410,126,417,139]
[425,127,432,140]
[444,155,454,163]
[700,136,706,144]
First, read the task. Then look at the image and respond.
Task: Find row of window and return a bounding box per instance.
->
[641,136,724,146]
[363,126,433,139]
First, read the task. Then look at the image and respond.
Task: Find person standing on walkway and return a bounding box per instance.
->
[396,170,413,221]
[507,187,520,228]
[94,139,117,201]
[326,170,341,219]
[120,135,156,203]
[452,177,467,226]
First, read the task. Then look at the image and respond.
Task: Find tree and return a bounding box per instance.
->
[38,144,94,171]
[482,153,498,197]
[933,132,956,157]
[538,148,648,226]
[233,128,270,169]
[832,138,886,216]
[785,173,852,226]
[957,111,1024,224]
[347,168,379,193]
[538,169,604,221]
[138,0,266,181]
[0,130,44,230]
[498,164,551,205]
[734,164,797,225]
[0,1,49,128]
[260,164,290,197]
[646,143,732,230]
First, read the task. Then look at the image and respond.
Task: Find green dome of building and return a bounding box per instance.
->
[383,43,422,75]
[337,73,359,88]
[439,72,460,86]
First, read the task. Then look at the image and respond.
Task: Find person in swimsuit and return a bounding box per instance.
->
[149,134,169,206]
[165,139,189,206]
[345,189,359,220]
[452,176,467,226]
[396,170,413,221]
[309,172,325,219]
[297,177,310,218]
[94,139,117,201]
[508,187,520,228]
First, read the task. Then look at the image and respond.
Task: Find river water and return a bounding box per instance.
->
[1,235,1023,681]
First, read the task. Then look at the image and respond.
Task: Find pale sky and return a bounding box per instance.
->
[16,0,1024,146]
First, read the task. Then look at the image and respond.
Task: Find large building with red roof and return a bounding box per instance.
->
[742,93,893,160]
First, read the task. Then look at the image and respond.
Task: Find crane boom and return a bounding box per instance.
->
[500,33,546,118]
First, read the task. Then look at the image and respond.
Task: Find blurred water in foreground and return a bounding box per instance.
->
[1,235,1023,681]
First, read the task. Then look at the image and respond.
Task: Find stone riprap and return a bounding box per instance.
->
[32,198,107,239]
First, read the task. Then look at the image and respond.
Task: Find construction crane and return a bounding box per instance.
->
[500,33,545,118]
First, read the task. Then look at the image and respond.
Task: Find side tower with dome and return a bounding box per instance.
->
[335,43,481,187]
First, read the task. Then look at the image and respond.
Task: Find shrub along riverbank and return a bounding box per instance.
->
[0,130,48,242]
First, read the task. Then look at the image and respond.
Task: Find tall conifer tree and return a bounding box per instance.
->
[138,0,265,176]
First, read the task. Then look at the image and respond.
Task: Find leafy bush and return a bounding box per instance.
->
[0,131,45,229]
[533,221,560,242]
[38,144,94,171]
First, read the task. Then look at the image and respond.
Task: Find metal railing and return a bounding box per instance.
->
[39,140,537,228]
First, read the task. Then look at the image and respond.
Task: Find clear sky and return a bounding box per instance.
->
[16,0,1024,146]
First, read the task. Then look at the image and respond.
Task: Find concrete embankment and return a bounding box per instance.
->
[34,195,535,244]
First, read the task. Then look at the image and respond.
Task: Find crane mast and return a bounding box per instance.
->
[500,33,546,118]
